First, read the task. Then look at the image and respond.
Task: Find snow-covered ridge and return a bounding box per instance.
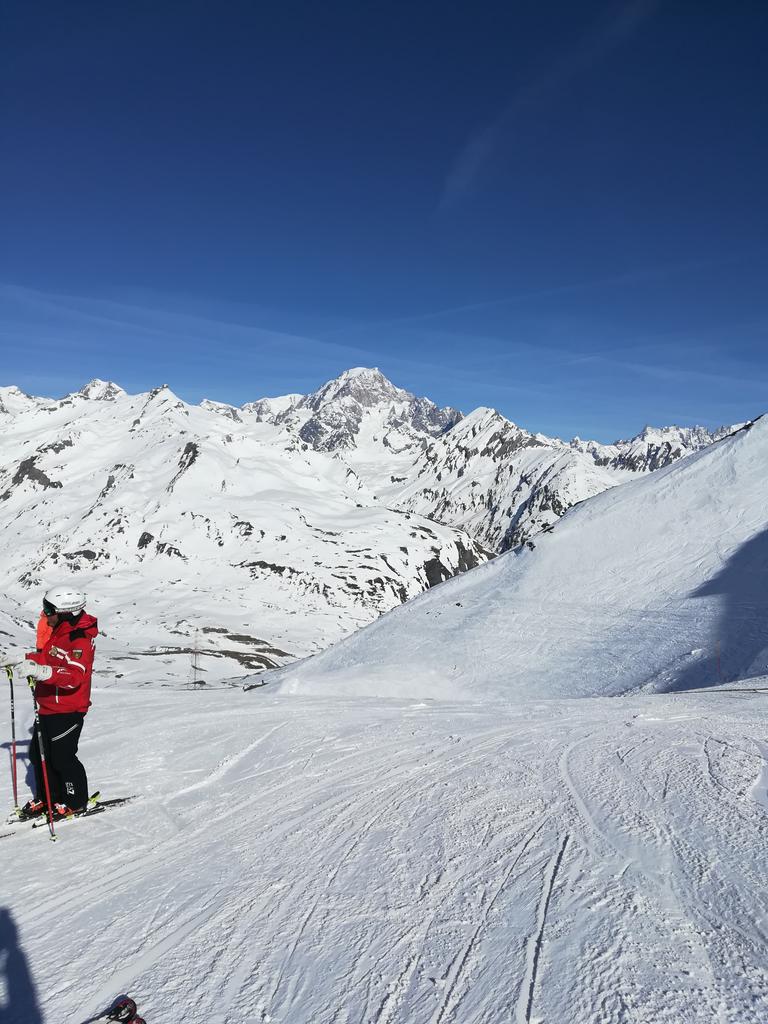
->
[0,385,42,417]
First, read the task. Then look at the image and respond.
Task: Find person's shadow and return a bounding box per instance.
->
[672,526,768,690]
[0,907,43,1023]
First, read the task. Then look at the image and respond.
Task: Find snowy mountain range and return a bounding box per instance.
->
[0,368,744,681]
[0,373,483,683]
[202,367,739,552]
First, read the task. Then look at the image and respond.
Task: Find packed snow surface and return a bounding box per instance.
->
[2,685,768,1023]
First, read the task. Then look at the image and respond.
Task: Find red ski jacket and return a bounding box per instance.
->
[26,612,98,715]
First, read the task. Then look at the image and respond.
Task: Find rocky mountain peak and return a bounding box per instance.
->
[286,368,462,452]
[457,406,504,430]
[77,379,125,401]
[628,423,740,449]
[303,367,404,412]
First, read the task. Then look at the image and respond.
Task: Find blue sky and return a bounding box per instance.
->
[2,1,767,440]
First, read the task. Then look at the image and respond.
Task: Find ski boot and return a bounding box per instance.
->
[107,997,137,1021]
[18,799,45,820]
[52,802,86,820]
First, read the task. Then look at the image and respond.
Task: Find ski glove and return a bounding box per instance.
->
[0,650,27,668]
[20,661,53,681]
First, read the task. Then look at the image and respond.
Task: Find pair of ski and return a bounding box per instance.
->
[2,791,134,838]
[88,995,146,1023]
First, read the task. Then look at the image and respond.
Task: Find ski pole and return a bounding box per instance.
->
[30,683,56,842]
[5,666,19,813]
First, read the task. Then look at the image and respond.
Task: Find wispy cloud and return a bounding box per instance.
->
[571,352,768,393]
[0,282,385,374]
[318,253,740,340]
[0,283,386,402]
[441,0,660,208]
[1,283,374,362]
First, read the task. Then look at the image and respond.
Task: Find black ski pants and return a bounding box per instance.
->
[29,712,88,809]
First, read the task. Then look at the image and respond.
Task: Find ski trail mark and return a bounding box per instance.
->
[559,737,612,856]
[702,736,727,793]
[268,773,418,1007]
[429,815,551,1024]
[268,724,519,1013]
[372,953,421,1024]
[516,833,570,1024]
[80,887,226,1021]
[174,721,288,799]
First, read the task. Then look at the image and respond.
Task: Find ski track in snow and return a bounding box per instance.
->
[1,689,768,1024]
[517,832,570,1024]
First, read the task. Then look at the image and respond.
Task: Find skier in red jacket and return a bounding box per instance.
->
[13,586,97,819]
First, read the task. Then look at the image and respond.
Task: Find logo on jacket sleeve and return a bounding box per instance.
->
[72,649,83,659]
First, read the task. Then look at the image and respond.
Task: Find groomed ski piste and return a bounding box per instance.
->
[2,417,767,1023]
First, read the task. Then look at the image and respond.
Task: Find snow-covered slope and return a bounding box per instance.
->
[269,416,768,700]
[2,685,767,1023]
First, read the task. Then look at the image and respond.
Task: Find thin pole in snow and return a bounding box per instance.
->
[31,685,56,842]
[5,666,18,812]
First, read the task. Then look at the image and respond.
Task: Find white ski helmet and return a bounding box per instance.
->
[43,585,87,615]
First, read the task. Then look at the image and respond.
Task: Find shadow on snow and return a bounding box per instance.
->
[671,525,768,691]
[0,907,43,1024]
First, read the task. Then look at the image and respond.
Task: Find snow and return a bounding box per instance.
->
[2,686,767,1022]
[0,386,42,417]
[241,394,304,421]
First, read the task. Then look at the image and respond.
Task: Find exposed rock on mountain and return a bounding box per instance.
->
[570,423,740,473]
[76,379,126,401]
[276,368,461,453]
